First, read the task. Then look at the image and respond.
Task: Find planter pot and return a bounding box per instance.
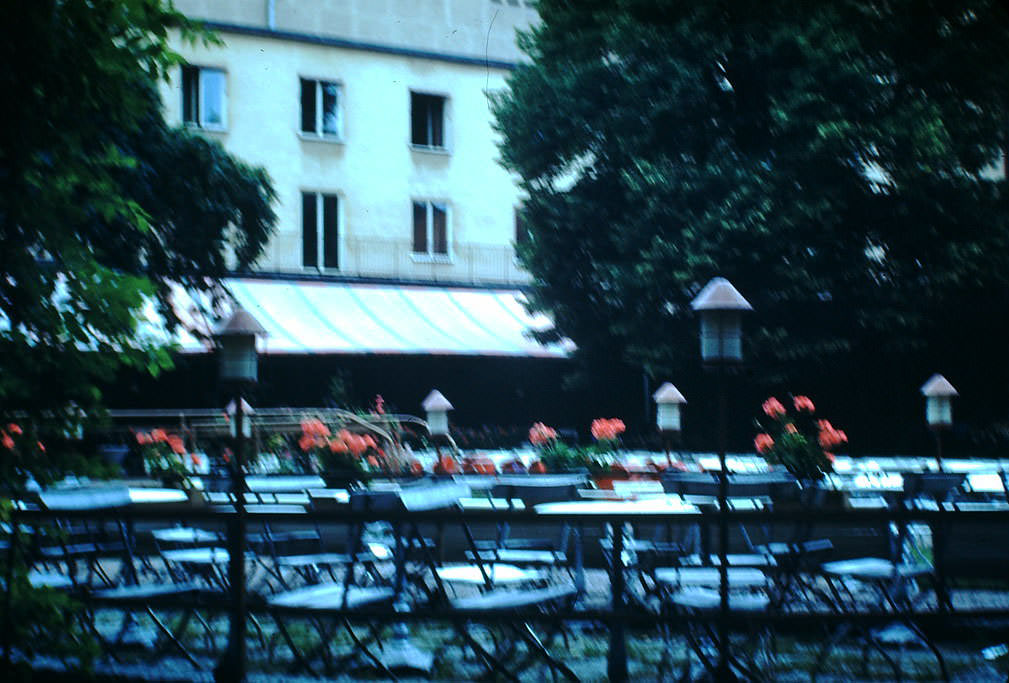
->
[187,488,206,507]
[593,470,631,490]
[322,471,363,490]
[774,479,846,510]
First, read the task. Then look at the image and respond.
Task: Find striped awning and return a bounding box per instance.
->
[174,278,571,358]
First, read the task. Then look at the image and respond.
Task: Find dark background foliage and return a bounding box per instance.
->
[492,0,1009,455]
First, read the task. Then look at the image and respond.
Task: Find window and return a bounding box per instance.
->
[412,201,449,257]
[410,92,446,149]
[182,65,226,129]
[300,78,342,137]
[302,192,339,269]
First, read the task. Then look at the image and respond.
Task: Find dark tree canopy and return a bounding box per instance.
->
[494,0,1009,445]
[0,0,276,427]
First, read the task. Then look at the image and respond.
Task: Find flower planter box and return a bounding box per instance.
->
[321,471,363,490]
[593,470,631,490]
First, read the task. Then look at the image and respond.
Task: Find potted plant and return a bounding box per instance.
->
[136,429,203,492]
[754,395,847,506]
[587,418,629,489]
[528,422,588,473]
[298,418,383,488]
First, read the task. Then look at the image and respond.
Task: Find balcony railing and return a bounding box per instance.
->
[264,234,531,286]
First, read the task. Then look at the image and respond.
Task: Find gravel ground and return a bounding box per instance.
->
[14,566,1009,681]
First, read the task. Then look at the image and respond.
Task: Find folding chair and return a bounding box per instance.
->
[470,475,585,575]
[256,501,391,591]
[33,488,136,589]
[655,564,776,679]
[31,490,219,671]
[266,482,470,676]
[812,473,963,680]
[442,484,585,682]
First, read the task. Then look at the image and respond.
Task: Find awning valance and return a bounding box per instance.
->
[175,278,571,358]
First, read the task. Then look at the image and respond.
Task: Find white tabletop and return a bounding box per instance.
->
[307,489,351,504]
[535,495,698,516]
[246,475,326,492]
[162,547,232,564]
[437,563,544,585]
[151,527,219,543]
[129,488,189,504]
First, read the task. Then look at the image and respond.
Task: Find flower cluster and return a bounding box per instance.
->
[528,422,558,446]
[528,421,583,471]
[526,417,628,474]
[137,429,201,488]
[0,422,47,490]
[754,395,844,481]
[590,418,626,444]
[1,423,43,454]
[298,418,385,473]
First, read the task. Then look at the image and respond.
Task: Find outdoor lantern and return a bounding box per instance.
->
[690,277,753,363]
[422,389,453,437]
[921,373,958,429]
[214,307,267,383]
[653,382,687,433]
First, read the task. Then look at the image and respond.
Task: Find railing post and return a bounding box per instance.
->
[3,506,19,668]
[716,364,732,681]
[607,519,628,681]
[214,399,248,682]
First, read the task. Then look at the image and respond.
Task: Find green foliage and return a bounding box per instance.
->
[755,397,843,481]
[537,439,591,472]
[0,1,276,458]
[0,569,99,673]
[493,1,1009,387]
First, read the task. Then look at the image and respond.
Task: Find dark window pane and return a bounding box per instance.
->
[432,203,447,254]
[412,202,427,253]
[323,194,339,269]
[300,78,316,133]
[321,82,339,135]
[302,192,318,267]
[182,66,198,124]
[410,93,426,145]
[430,96,444,148]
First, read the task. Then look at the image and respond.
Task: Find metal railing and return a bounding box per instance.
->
[266,234,531,286]
[4,498,1009,681]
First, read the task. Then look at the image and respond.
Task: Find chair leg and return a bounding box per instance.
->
[455,619,521,682]
[146,606,203,669]
[272,614,318,676]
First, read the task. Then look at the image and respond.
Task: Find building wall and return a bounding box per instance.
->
[162,0,537,285]
[173,0,537,63]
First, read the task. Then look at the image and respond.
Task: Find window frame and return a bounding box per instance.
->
[301,190,341,271]
[409,90,450,152]
[299,76,344,141]
[181,64,228,131]
[410,199,452,263]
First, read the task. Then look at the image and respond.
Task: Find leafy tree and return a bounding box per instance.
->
[0,0,276,442]
[494,0,1009,403]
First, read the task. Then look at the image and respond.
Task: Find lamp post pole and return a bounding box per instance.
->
[213,308,266,683]
[691,277,752,682]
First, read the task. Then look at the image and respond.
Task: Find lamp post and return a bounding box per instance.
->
[691,277,752,681]
[213,307,265,683]
[921,374,957,472]
[653,382,687,467]
[422,389,453,460]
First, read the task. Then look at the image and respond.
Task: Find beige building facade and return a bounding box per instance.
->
[162,0,538,286]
